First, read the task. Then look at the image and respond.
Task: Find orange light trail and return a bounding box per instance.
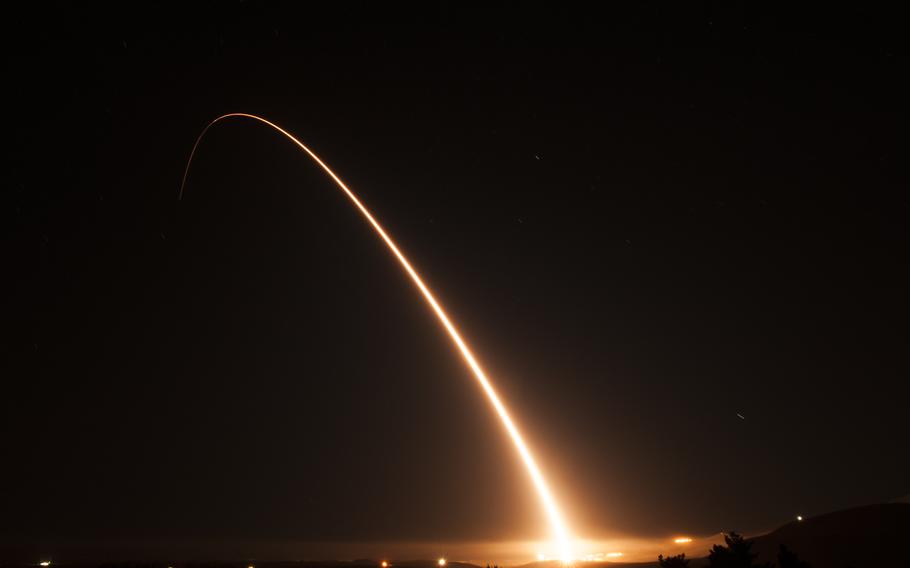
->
[180,113,574,561]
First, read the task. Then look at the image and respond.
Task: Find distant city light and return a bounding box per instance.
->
[381,562,389,568]
[797,515,803,521]
[39,562,51,567]
[438,559,446,567]
[674,537,693,544]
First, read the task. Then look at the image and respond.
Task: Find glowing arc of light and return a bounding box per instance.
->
[180,113,573,561]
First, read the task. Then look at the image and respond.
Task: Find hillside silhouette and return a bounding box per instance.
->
[747,503,910,568]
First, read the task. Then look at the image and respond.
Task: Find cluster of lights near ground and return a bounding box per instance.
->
[38,528,826,568]
[31,515,808,567]
[36,536,709,568]
[533,536,701,564]
[535,552,624,562]
[379,560,446,567]
[376,541,705,568]
[31,516,807,567]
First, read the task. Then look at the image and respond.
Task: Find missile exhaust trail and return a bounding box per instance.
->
[180,113,573,561]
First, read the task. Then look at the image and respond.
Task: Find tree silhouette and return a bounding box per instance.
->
[707,532,768,568]
[777,545,810,568]
[658,553,690,568]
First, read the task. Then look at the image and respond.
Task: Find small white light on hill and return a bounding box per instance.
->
[797,515,803,521]
[39,562,51,567]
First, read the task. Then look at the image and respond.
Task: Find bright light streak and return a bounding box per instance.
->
[674,537,692,544]
[606,553,623,558]
[39,562,51,567]
[180,113,574,560]
[438,559,447,567]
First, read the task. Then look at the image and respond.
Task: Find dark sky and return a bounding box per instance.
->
[3,1,908,558]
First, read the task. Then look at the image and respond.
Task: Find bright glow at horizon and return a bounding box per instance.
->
[438,559,446,566]
[180,113,575,561]
[674,537,692,544]
[536,551,623,563]
[39,562,51,567]
[381,562,389,567]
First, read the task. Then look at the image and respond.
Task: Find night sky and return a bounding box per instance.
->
[4,2,908,560]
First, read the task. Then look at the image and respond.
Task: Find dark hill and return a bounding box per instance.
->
[748,503,910,568]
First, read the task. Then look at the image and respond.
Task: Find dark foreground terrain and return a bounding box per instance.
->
[747,503,910,568]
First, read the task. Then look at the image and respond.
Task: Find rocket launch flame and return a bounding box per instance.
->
[179,114,573,561]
